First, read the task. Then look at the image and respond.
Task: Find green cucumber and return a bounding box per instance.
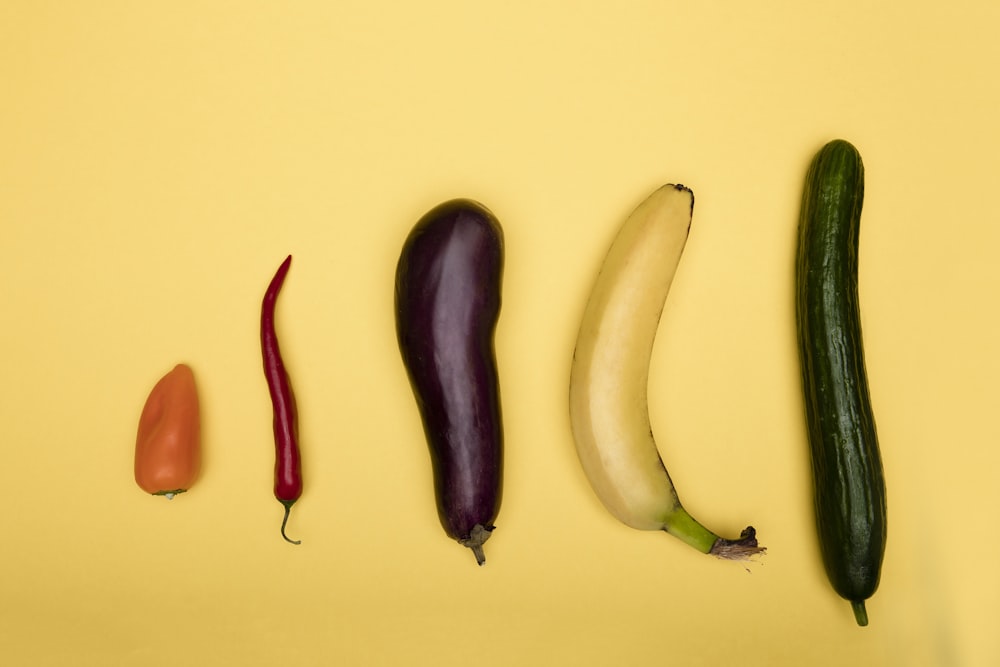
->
[795,139,887,627]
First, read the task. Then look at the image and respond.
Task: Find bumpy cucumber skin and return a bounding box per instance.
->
[796,140,887,625]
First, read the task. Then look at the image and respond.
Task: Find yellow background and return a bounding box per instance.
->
[2,1,997,665]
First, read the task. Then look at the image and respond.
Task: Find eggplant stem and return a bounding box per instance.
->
[280,501,301,545]
[458,524,493,566]
[470,545,486,566]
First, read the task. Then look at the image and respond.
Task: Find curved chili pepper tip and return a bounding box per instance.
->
[280,501,301,545]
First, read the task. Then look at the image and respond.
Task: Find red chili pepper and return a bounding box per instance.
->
[261,254,302,545]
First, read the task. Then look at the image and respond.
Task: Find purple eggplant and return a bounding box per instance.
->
[394,198,504,566]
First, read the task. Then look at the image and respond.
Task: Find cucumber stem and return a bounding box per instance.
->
[851,600,869,626]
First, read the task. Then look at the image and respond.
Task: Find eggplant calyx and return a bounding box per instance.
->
[458,524,494,566]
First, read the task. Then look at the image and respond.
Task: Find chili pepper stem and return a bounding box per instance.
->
[280,501,301,545]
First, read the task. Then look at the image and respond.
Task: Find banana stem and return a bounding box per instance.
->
[662,508,765,561]
[662,507,719,553]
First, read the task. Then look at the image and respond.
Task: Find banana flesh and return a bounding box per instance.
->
[569,184,762,558]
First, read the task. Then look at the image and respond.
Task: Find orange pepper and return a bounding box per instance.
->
[134,364,201,498]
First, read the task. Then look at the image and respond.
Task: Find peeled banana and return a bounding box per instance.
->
[569,183,763,559]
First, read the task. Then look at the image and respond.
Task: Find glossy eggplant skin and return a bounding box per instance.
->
[394,198,505,565]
